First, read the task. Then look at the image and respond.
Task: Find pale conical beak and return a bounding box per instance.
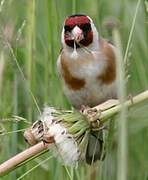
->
[72,26,84,43]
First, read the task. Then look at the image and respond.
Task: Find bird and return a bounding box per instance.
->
[57,14,117,164]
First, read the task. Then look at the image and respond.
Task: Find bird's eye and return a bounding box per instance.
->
[82,23,91,32]
[64,25,72,32]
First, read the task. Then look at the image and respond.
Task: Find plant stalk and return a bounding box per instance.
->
[0,142,49,177]
[95,90,148,122]
[0,90,148,177]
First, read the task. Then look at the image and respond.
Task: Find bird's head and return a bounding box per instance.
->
[61,14,99,49]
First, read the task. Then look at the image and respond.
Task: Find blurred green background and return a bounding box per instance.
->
[0,0,148,179]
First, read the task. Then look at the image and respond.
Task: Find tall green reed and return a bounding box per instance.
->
[0,0,148,180]
[25,0,36,121]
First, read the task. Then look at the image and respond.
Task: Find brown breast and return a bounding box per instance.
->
[60,55,85,90]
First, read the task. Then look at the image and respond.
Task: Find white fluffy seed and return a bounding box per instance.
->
[40,107,80,166]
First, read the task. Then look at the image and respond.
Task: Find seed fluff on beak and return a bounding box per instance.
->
[71,40,79,59]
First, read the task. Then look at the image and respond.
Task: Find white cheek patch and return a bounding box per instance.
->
[61,27,65,46]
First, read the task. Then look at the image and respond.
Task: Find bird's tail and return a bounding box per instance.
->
[85,130,104,165]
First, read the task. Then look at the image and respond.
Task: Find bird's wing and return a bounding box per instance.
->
[98,38,116,85]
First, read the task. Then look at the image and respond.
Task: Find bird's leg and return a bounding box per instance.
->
[80,99,119,131]
[80,105,101,131]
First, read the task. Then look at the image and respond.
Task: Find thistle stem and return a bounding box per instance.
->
[97,90,148,123]
[0,90,148,177]
[0,142,50,177]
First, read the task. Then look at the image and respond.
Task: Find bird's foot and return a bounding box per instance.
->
[80,105,101,131]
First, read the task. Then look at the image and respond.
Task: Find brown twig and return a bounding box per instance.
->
[0,142,49,177]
